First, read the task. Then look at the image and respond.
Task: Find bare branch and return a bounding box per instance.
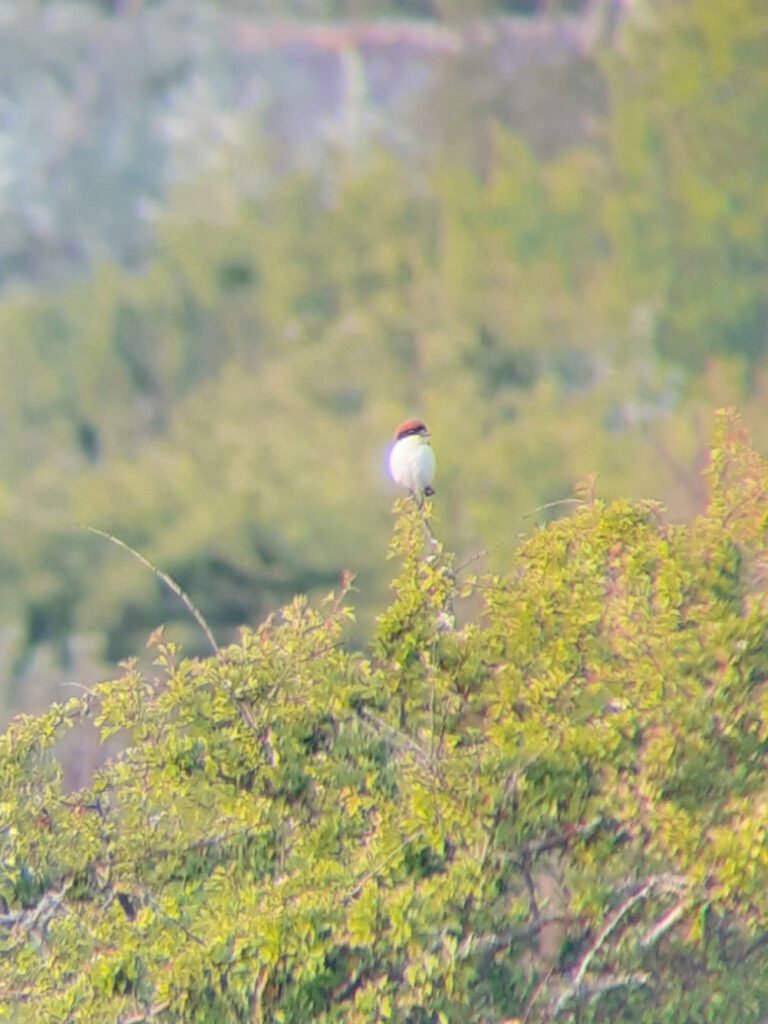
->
[554,971,651,1014]
[639,900,686,948]
[458,916,573,960]
[743,930,768,960]
[523,963,556,1023]
[251,966,270,1024]
[344,828,423,905]
[82,525,219,655]
[118,1001,170,1024]
[488,817,619,872]
[355,707,432,767]
[522,497,583,521]
[553,873,688,1015]
[571,878,655,989]
[519,818,612,858]
[0,883,72,936]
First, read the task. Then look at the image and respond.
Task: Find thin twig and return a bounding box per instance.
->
[523,963,556,1023]
[356,707,432,766]
[744,930,768,960]
[490,817,614,867]
[639,900,686,948]
[570,878,655,990]
[555,972,650,1014]
[457,916,572,960]
[82,525,219,654]
[554,874,687,1014]
[251,966,270,1024]
[118,1001,171,1024]
[0,882,72,933]
[522,498,582,521]
[418,498,440,553]
[455,539,508,575]
[343,828,422,904]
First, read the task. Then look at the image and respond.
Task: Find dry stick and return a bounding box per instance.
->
[455,540,509,576]
[343,827,423,904]
[556,971,651,1014]
[356,708,432,766]
[82,525,219,655]
[521,497,583,521]
[118,1002,171,1024]
[569,878,656,991]
[639,900,686,948]
[522,963,556,1024]
[417,499,456,633]
[251,966,270,1024]
[416,494,440,552]
[554,873,687,1014]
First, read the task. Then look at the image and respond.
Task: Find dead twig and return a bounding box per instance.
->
[553,873,688,1015]
[82,525,219,655]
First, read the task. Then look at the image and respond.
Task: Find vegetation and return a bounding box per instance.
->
[1,0,766,681]
[0,1,765,1018]
[1,412,767,1021]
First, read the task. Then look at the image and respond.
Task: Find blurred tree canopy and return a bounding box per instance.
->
[602,0,768,366]
[2,415,768,1020]
[0,0,764,701]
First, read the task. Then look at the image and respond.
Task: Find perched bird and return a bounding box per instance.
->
[388,419,436,500]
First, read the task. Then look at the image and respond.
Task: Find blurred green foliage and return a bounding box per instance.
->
[601,0,768,365]
[0,0,764,700]
[2,413,768,1020]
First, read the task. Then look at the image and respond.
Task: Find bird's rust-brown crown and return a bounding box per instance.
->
[394,419,429,441]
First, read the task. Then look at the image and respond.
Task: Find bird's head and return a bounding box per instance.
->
[394,419,430,441]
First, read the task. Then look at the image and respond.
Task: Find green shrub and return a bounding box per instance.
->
[1,412,768,1020]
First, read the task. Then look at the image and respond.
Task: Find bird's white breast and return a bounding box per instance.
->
[389,435,436,493]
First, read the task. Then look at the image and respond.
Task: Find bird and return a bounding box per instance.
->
[388,419,436,501]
